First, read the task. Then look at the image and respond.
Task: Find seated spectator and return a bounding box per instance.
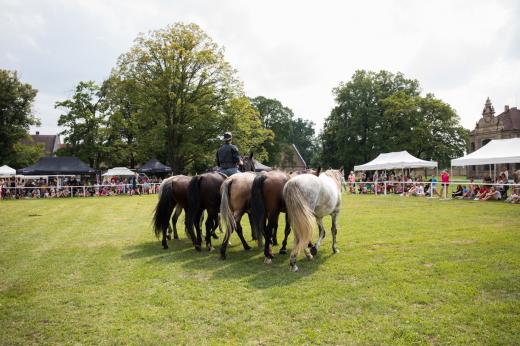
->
[506,185,520,204]
[480,186,501,201]
[452,185,464,198]
[475,185,489,200]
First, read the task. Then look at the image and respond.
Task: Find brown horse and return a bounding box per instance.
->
[219,172,256,259]
[250,168,320,263]
[186,154,256,252]
[153,175,191,249]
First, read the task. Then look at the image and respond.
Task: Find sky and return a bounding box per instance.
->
[1,0,520,136]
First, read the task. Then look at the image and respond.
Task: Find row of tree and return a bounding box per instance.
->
[1,23,468,172]
[54,24,316,173]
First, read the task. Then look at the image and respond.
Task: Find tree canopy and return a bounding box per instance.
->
[0,69,42,167]
[321,70,468,170]
[57,23,271,173]
[250,96,317,167]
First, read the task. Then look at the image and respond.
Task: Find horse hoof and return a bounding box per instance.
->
[207,246,215,252]
[163,245,169,250]
[173,236,179,240]
[310,246,318,256]
[264,257,272,264]
[290,264,298,272]
[195,246,202,252]
[306,253,314,260]
[279,248,287,255]
[166,235,172,240]
[244,246,252,251]
[220,253,227,260]
[333,248,340,254]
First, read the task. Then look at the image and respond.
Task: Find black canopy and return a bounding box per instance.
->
[17,157,96,175]
[137,158,172,174]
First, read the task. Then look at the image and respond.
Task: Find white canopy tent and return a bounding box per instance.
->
[102,167,137,177]
[354,151,438,171]
[451,138,520,166]
[0,165,16,177]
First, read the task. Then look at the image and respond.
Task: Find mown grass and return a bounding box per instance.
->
[1,194,519,345]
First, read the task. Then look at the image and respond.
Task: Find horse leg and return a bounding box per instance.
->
[171,204,182,240]
[205,213,216,251]
[280,213,291,254]
[310,217,326,256]
[194,209,204,252]
[331,212,340,254]
[161,226,169,249]
[219,215,233,260]
[263,216,274,264]
[270,212,279,246]
[211,216,219,239]
[289,229,301,272]
[235,213,252,251]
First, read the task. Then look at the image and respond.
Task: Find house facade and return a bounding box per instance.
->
[468,98,520,177]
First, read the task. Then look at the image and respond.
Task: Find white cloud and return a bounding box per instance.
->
[0,0,518,135]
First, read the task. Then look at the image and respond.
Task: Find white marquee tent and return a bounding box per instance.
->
[102,167,137,177]
[451,138,520,166]
[354,151,438,171]
[0,165,16,177]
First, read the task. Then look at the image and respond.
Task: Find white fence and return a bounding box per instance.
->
[344,180,519,199]
[0,183,162,200]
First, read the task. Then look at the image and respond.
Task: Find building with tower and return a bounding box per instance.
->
[468,98,520,177]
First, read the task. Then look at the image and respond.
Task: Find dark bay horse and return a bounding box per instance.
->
[153,175,191,249]
[250,168,320,263]
[186,154,256,252]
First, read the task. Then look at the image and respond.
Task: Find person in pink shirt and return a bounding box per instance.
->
[439,169,450,198]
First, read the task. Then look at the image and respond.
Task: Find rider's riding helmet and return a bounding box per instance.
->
[223,132,232,142]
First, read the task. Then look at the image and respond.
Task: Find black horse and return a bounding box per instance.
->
[185,154,256,251]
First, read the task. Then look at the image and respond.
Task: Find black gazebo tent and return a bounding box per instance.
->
[17,157,96,175]
[137,158,172,174]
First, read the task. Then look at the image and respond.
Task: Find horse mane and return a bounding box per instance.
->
[324,169,343,189]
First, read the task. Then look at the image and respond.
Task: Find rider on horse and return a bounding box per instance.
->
[216,132,243,176]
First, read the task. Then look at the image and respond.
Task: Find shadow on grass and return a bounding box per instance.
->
[122,237,333,288]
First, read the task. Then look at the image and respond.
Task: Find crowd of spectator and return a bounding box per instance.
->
[0,175,164,200]
[345,168,519,203]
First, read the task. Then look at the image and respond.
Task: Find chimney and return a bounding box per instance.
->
[36,131,40,135]
[505,105,510,112]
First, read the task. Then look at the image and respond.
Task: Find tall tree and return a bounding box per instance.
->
[0,69,42,167]
[114,23,241,173]
[56,81,107,169]
[250,96,317,166]
[322,70,468,170]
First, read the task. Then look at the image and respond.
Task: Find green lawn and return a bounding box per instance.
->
[1,194,519,345]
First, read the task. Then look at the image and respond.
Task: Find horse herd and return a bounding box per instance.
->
[153,154,344,271]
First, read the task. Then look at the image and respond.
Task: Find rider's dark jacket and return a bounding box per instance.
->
[216,143,240,169]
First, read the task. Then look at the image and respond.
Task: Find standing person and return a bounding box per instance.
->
[216,132,242,176]
[439,169,449,198]
[348,171,356,194]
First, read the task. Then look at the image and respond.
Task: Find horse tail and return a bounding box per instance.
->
[284,181,315,254]
[220,178,236,236]
[153,180,175,238]
[186,175,203,241]
[251,174,267,247]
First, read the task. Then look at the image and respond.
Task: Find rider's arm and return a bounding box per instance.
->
[232,145,240,165]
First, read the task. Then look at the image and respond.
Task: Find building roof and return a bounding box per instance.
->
[497,106,520,131]
[21,133,60,156]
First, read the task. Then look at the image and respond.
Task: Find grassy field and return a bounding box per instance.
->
[1,194,519,345]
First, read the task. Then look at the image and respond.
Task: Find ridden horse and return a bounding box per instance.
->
[153,175,191,249]
[250,168,321,263]
[283,169,344,272]
[186,154,256,252]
